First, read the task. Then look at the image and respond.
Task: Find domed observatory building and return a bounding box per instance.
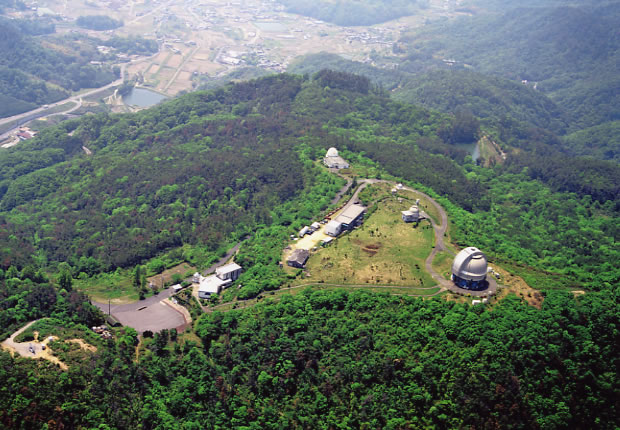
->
[323,147,350,169]
[451,247,488,290]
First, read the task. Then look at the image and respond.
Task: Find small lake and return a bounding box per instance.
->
[254,21,288,32]
[123,88,168,108]
[454,141,480,162]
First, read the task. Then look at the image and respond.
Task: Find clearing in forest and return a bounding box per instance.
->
[304,197,436,287]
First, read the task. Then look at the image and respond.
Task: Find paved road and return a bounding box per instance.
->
[0,52,160,143]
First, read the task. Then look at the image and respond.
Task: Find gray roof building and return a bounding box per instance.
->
[287,249,310,268]
[336,204,366,228]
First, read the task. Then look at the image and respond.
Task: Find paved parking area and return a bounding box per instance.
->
[113,301,186,333]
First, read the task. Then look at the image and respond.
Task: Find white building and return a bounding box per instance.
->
[198,275,232,299]
[323,147,350,169]
[197,262,243,299]
[216,262,242,281]
[325,220,343,237]
[401,205,420,222]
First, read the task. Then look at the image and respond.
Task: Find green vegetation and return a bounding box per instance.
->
[0,18,119,117]
[0,71,617,296]
[277,0,422,26]
[563,120,620,162]
[398,4,620,131]
[1,288,618,428]
[76,15,123,31]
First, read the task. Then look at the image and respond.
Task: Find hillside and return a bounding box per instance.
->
[289,53,570,134]
[0,72,617,295]
[0,17,119,118]
[276,0,421,26]
[0,285,618,428]
[398,4,620,131]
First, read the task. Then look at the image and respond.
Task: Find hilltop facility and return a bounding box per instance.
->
[323,147,349,169]
[451,247,488,290]
[197,262,242,299]
[325,204,366,237]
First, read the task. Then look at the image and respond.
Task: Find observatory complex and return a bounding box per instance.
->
[451,247,488,290]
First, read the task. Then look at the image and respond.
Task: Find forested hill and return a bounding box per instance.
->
[3,287,618,428]
[0,71,618,292]
[0,18,118,117]
[289,53,570,134]
[276,0,421,26]
[398,3,620,131]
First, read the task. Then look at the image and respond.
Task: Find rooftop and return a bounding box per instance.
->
[199,275,231,294]
[216,262,242,276]
[336,204,366,224]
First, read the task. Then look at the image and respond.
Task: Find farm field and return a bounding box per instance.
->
[25,0,460,98]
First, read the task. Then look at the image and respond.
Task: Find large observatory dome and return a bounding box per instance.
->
[452,247,487,282]
[326,147,339,157]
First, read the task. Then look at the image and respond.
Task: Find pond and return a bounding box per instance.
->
[123,88,168,108]
[254,21,288,32]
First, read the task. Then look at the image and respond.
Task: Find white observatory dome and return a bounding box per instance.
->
[326,147,339,157]
[452,247,488,282]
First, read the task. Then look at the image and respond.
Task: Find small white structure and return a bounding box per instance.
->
[325,220,343,237]
[198,262,243,299]
[321,237,334,246]
[401,205,420,222]
[323,147,349,169]
[299,226,310,237]
[172,284,183,293]
[311,222,321,231]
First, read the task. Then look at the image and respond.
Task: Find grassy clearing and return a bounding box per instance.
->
[147,262,196,288]
[74,270,139,303]
[432,250,453,280]
[15,318,102,368]
[305,198,436,287]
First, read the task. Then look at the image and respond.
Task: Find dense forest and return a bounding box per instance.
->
[0,286,618,428]
[276,0,423,26]
[76,15,123,31]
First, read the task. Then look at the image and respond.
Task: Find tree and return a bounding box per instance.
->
[58,269,72,291]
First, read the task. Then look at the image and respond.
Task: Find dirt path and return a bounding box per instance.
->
[1,321,68,370]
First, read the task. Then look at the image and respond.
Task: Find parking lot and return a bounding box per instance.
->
[113,301,187,333]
